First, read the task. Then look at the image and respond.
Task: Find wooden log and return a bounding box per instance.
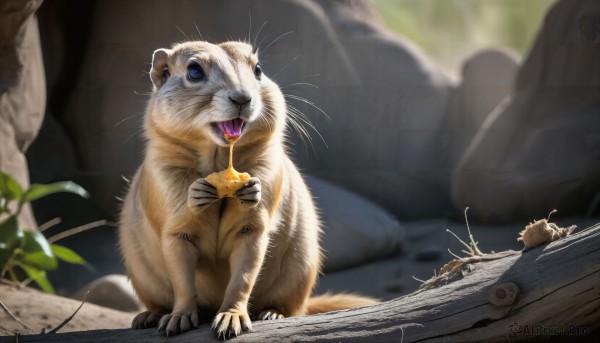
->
[2,223,599,343]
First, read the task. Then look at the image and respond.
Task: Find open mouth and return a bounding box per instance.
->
[213,118,245,140]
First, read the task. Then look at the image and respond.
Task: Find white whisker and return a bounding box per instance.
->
[121,128,145,147]
[280,82,319,90]
[270,55,300,79]
[175,25,191,41]
[254,20,268,52]
[262,30,294,54]
[247,12,252,45]
[193,22,204,41]
[284,94,330,119]
[115,113,144,127]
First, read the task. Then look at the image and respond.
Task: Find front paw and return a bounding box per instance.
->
[188,178,219,210]
[211,309,252,340]
[157,309,200,337]
[235,177,261,206]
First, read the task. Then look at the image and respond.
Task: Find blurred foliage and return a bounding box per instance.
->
[0,171,89,293]
[374,0,557,74]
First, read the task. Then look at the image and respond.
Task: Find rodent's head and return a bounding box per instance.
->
[146,41,285,148]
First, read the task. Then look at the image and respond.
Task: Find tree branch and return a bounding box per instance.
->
[3,223,599,342]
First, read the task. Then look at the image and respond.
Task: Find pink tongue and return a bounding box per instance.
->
[217,119,244,138]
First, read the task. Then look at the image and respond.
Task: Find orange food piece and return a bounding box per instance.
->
[205,137,251,198]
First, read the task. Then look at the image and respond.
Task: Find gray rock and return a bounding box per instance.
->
[307,176,404,272]
[402,219,451,240]
[383,281,405,294]
[315,254,406,301]
[34,0,453,221]
[0,0,45,230]
[444,48,519,168]
[71,274,142,312]
[452,0,600,222]
[414,245,443,262]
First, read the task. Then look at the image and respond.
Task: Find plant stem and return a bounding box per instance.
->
[15,200,24,217]
[463,207,483,256]
[0,199,12,215]
[0,248,19,279]
[8,268,19,283]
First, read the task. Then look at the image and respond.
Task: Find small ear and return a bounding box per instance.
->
[150,48,172,89]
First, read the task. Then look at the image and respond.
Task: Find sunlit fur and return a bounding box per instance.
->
[119,41,378,337]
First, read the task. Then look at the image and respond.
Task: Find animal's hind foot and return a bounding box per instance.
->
[256,309,285,321]
[157,310,200,337]
[132,310,164,329]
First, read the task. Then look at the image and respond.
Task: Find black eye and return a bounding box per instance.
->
[254,63,262,79]
[187,63,205,82]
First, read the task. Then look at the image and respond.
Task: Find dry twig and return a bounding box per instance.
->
[0,298,29,329]
[46,290,90,334]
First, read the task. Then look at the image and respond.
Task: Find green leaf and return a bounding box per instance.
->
[20,263,55,293]
[21,230,53,255]
[50,244,86,265]
[0,215,23,251]
[21,181,89,203]
[20,230,57,270]
[0,171,23,201]
[22,251,58,270]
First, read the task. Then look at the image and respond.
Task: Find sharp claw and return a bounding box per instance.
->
[191,189,217,196]
[212,315,222,332]
[199,179,216,187]
[157,320,166,332]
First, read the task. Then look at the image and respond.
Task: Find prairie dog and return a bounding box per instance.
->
[119,40,378,339]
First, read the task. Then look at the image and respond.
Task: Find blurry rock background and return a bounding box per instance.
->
[452,0,600,222]
[1,0,598,303]
[0,0,45,230]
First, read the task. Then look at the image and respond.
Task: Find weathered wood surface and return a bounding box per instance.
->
[2,223,599,343]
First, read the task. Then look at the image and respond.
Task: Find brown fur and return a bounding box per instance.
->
[118,41,378,339]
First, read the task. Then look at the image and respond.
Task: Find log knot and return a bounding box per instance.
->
[488,282,519,307]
